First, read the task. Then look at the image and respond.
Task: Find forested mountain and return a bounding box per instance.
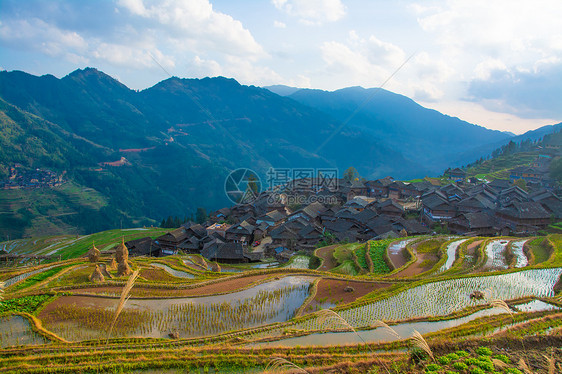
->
[287,87,512,171]
[0,67,544,239]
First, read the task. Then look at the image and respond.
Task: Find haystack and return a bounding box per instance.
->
[115,238,129,264]
[107,257,117,271]
[117,260,132,277]
[87,243,101,263]
[89,265,105,283]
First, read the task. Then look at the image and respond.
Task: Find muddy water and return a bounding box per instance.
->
[256,300,560,347]
[387,238,415,269]
[439,239,468,272]
[0,315,48,348]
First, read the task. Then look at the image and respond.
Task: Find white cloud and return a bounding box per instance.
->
[473,59,508,80]
[319,41,389,86]
[117,0,265,58]
[415,0,562,62]
[272,0,346,25]
[274,20,286,28]
[0,18,88,57]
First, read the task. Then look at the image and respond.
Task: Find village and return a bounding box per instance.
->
[0,164,65,190]
[124,153,561,265]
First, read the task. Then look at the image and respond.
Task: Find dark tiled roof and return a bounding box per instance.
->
[457,195,496,210]
[201,242,245,261]
[422,192,450,210]
[157,228,188,243]
[453,212,495,229]
[500,201,550,219]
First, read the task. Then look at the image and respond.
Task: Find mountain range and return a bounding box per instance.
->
[0,68,558,239]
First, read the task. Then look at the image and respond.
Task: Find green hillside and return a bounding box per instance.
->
[0,227,167,261]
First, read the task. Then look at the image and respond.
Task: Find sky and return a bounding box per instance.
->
[1,0,561,134]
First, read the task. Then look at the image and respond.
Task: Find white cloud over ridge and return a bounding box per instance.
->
[272,0,346,25]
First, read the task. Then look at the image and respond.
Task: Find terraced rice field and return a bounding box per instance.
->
[511,239,529,268]
[296,267,562,329]
[439,239,468,272]
[483,239,509,270]
[1,230,561,374]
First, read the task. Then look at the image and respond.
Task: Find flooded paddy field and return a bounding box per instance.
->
[38,276,314,341]
[254,299,561,347]
[294,267,562,330]
[483,239,510,270]
[439,239,468,273]
[0,315,49,348]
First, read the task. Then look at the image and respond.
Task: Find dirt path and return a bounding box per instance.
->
[315,245,339,271]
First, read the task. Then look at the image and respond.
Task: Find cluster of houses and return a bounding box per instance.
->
[1,165,65,190]
[127,157,561,264]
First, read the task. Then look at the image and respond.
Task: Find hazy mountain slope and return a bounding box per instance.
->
[288,87,512,173]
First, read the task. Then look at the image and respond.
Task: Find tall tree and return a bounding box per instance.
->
[343,166,359,182]
[195,207,207,224]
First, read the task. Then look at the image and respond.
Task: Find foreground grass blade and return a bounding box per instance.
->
[265,357,309,373]
[410,330,434,361]
[107,269,139,340]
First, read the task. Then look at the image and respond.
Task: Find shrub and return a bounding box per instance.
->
[505,369,523,374]
[465,357,479,366]
[425,363,442,372]
[445,353,460,361]
[437,356,451,365]
[477,360,494,371]
[456,350,469,357]
[475,347,493,356]
[453,362,469,370]
[470,368,485,374]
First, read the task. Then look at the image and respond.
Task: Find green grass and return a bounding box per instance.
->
[0,294,54,314]
[368,238,394,274]
[1,227,168,260]
[353,244,368,270]
[8,265,70,292]
[333,245,354,264]
[465,151,537,178]
[331,260,360,276]
[416,238,446,254]
[526,237,553,264]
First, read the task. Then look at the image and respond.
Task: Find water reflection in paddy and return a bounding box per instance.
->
[293,267,562,331]
[43,276,314,341]
[150,263,194,278]
[256,299,559,347]
[0,315,48,348]
[439,239,467,273]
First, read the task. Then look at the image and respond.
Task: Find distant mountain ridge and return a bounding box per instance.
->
[287,86,512,171]
[0,67,556,239]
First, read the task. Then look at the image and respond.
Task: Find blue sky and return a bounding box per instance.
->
[1,0,561,134]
